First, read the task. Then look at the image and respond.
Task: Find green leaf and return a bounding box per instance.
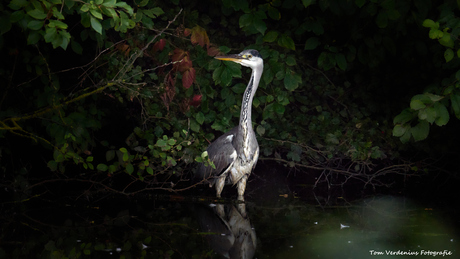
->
[167,138,176,146]
[253,18,267,34]
[302,0,314,7]
[150,7,165,17]
[239,13,252,28]
[335,53,347,71]
[8,0,28,10]
[451,94,460,119]
[90,8,103,20]
[58,30,70,50]
[267,6,279,20]
[44,27,57,43]
[304,37,320,50]
[101,6,118,18]
[219,67,232,86]
[278,34,295,50]
[225,61,242,78]
[286,56,297,66]
[27,9,47,20]
[138,0,149,7]
[10,10,25,23]
[439,33,454,48]
[106,150,115,161]
[80,4,90,12]
[410,99,426,110]
[116,1,134,15]
[231,83,246,94]
[52,7,65,19]
[425,93,443,102]
[266,95,274,103]
[393,109,414,124]
[263,31,278,42]
[284,72,301,91]
[434,102,449,126]
[126,163,134,174]
[27,31,40,45]
[212,65,224,85]
[274,103,285,115]
[90,16,103,34]
[400,129,411,143]
[214,62,241,86]
[190,119,200,132]
[27,20,44,30]
[392,124,409,137]
[102,0,116,7]
[256,125,265,136]
[317,51,335,70]
[48,20,68,29]
[122,152,129,162]
[422,19,437,28]
[253,97,260,107]
[71,40,83,54]
[47,160,58,171]
[444,48,454,62]
[146,167,153,175]
[410,121,429,141]
[419,106,436,123]
[429,29,443,39]
[196,112,205,125]
[97,163,108,171]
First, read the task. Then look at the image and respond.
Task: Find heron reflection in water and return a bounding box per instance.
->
[195,203,256,258]
[196,49,263,201]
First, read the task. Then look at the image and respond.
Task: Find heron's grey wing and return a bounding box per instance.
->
[196,127,238,183]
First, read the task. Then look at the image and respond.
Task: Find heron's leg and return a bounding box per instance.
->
[236,203,247,218]
[237,175,248,201]
[215,176,226,198]
[216,204,225,217]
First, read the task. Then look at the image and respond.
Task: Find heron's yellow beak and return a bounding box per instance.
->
[215,53,246,63]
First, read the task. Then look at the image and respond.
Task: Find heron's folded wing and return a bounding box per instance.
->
[196,127,238,181]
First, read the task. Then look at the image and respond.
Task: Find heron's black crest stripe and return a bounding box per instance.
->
[245,49,261,59]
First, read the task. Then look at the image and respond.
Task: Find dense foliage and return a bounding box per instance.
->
[1,0,460,196]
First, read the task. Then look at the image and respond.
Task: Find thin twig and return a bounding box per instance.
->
[115,8,183,81]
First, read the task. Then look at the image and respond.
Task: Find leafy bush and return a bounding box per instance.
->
[2,0,457,195]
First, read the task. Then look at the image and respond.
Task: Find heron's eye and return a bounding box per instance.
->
[247,54,252,58]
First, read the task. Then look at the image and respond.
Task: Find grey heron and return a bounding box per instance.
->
[196,49,263,201]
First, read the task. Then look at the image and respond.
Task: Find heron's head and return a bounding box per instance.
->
[215,49,263,70]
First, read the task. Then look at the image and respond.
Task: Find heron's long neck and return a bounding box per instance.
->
[239,66,262,146]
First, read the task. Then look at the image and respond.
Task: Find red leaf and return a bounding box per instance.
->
[189,25,210,47]
[190,94,202,107]
[184,28,191,37]
[207,45,220,57]
[176,56,193,72]
[117,43,131,56]
[152,39,166,52]
[172,48,187,62]
[182,67,195,89]
[172,48,193,72]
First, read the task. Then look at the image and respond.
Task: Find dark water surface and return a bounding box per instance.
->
[1,167,459,258]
